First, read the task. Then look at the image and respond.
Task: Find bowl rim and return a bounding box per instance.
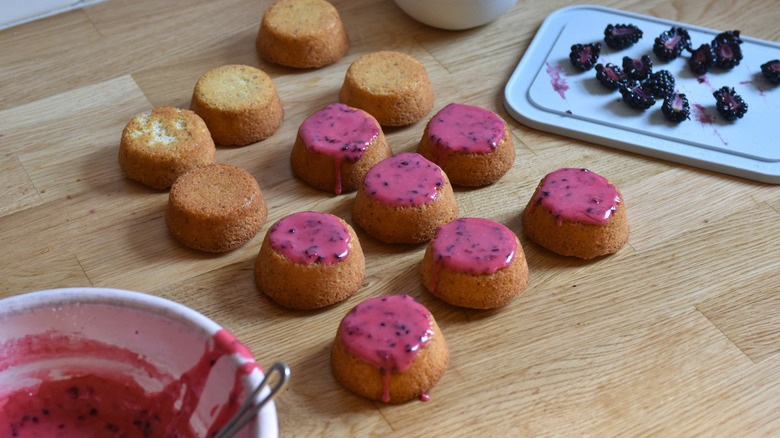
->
[0,287,278,438]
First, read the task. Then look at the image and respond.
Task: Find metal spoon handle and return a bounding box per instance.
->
[214,361,291,438]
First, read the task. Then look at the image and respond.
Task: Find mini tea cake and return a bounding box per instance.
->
[291,103,391,194]
[339,51,434,127]
[352,152,458,244]
[255,211,365,309]
[421,217,529,309]
[165,164,267,252]
[256,0,349,68]
[522,168,628,259]
[118,107,215,190]
[190,64,283,146]
[417,103,514,187]
[331,294,449,403]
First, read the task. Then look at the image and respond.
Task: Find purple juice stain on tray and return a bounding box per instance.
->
[692,103,727,146]
[546,62,569,99]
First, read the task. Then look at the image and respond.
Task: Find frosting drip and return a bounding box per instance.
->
[428,217,516,292]
[339,295,433,403]
[362,153,445,207]
[427,103,505,164]
[299,103,380,194]
[269,211,350,265]
[530,168,621,226]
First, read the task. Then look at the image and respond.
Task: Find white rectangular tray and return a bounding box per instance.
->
[504,5,780,184]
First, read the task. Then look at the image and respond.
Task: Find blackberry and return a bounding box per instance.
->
[619,82,655,110]
[761,59,780,85]
[653,26,691,60]
[711,30,743,69]
[622,55,653,81]
[687,44,716,75]
[604,24,643,49]
[661,93,690,123]
[713,86,748,121]
[569,43,601,71]
[643,70,675,98]
[595,63,627,90]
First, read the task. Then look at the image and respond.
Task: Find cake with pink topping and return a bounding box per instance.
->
[352,152,458,244]
[421,217,529,309]
[417,103,515,187]
[331,294,449,403]
[255,211,364,309]
[522,168,629,259]
[290,103,392,194]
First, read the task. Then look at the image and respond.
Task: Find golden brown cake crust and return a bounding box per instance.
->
[339,51,434,127]
[290,108,391,194]
[254,217,365,310]
[118,107,216,190]
[165,164,268,252]
[189,64,283,146]
[256,0,349,68]
[330,311,449,404]
[417,117,515,187]
[352,174,458,244]
[420,234,529,309]
[521,178,629,259]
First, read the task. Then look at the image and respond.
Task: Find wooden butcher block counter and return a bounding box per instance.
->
[1,0,779,435]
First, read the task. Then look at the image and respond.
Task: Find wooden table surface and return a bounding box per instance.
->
[1,0,779,435]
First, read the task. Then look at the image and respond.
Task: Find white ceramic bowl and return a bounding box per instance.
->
[0,287,277,438]
[393,0,517,30]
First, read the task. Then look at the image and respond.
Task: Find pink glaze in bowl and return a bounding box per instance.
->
[0,287,278,438]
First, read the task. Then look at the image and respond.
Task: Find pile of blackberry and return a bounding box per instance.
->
[567,23,762,124]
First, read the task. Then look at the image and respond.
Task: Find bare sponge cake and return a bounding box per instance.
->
[339,51,434,127]
[190,64,283,146]
[254,211,365,310]
[256,0,349,68]
[417,103,514,187]
[331,294,449,403]
[352,152,458,244]
[118,107,215,190]
[291,103,392,194]
[522,168,629,259]
[421,217,529,309]
[166,164,268,252]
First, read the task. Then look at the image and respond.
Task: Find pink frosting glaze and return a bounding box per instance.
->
[0,329,258,438]
[339,294,433,403]
[529,168,621,226]
[362,153,445,207]
[427,103,505,164]
[428,217,517,292]
[299,103,380,194]
[269,211,350,265]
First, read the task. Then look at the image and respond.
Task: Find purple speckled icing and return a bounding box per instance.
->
[299,103,380,194]
[530,168,621,226]
[428,217,516,292]
[427,103,505,164]
[339,294,433,403]
[269,211,350,265]
[362,152,445,207]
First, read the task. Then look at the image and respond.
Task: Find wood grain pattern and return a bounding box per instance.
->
[1,0,779,435]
